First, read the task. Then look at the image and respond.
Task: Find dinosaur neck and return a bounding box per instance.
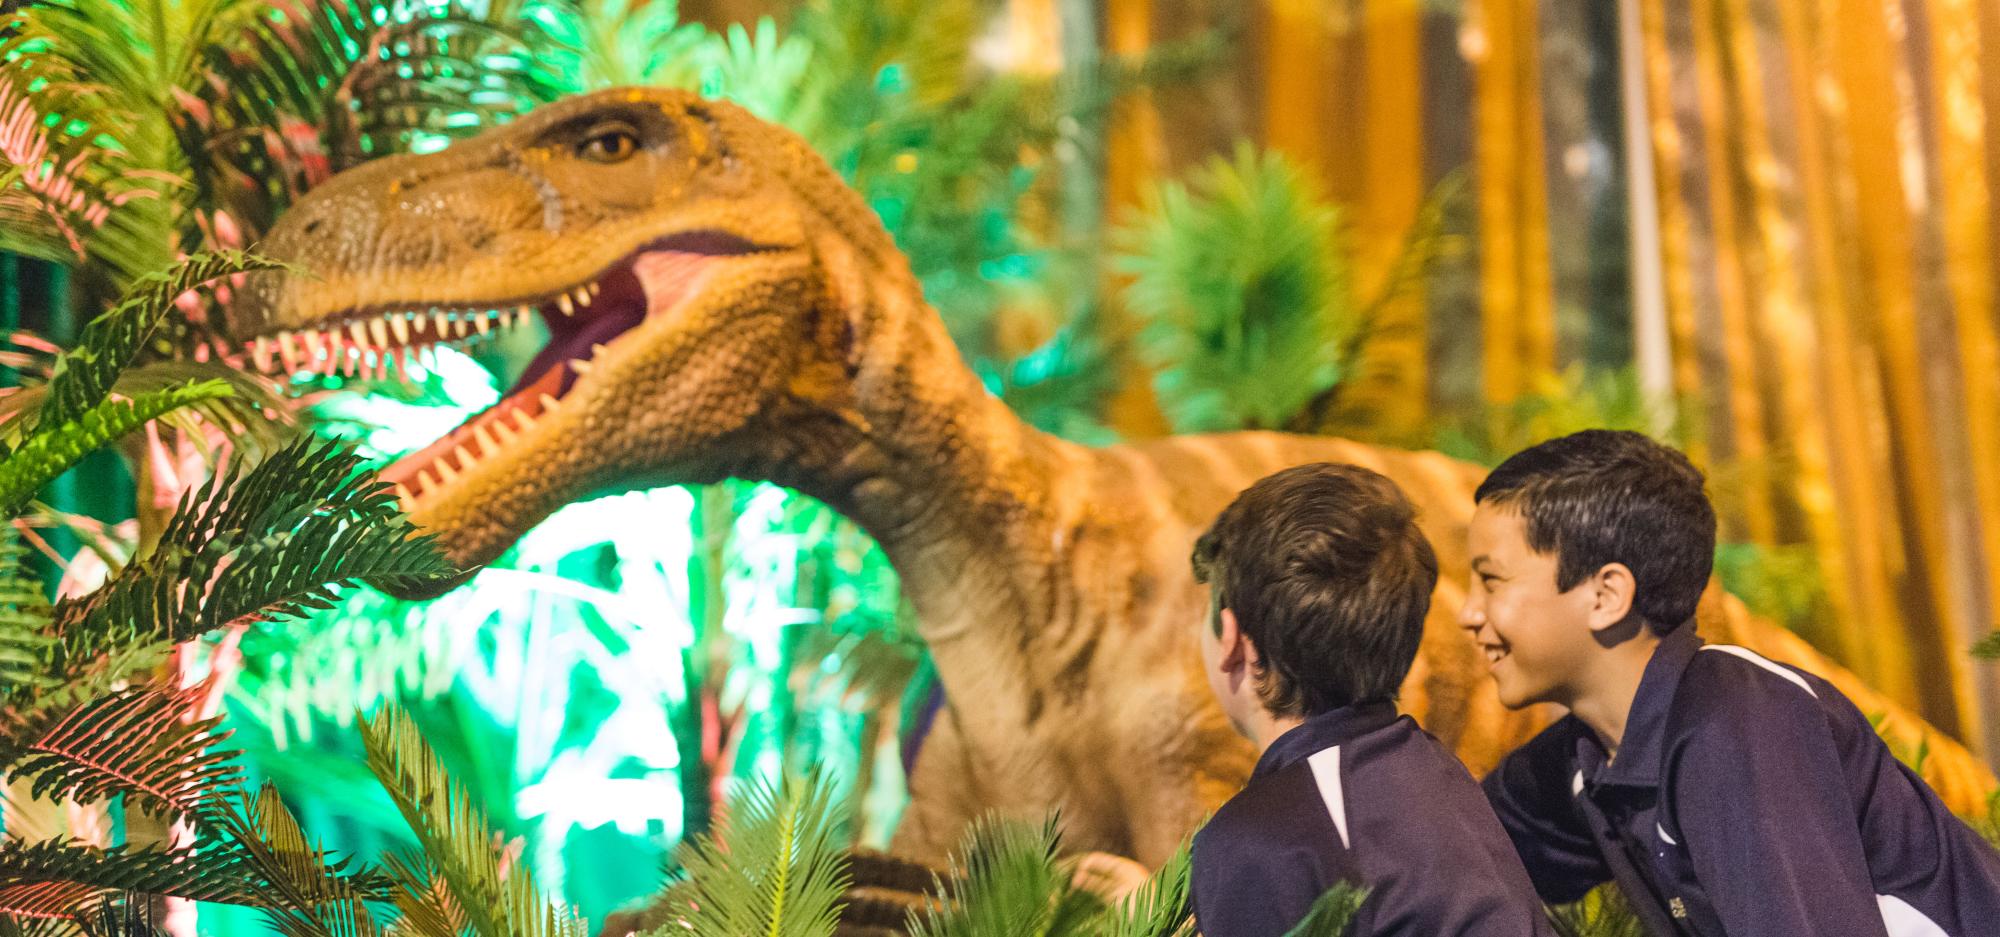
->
[746,232,1080,657]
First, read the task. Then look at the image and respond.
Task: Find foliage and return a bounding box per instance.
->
[1973,631,2000,661]
[1115,143,1356,434]
[0,250,452,936]
[1547,888,1646,937]
[1431,365,1675,469]
[652,772,850,937]
[361,704,587,937]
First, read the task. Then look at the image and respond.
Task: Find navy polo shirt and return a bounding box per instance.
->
[1484,625,2000,937]
[1191,701,1557,937]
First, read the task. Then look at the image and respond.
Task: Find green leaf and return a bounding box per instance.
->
[50,436,455,673]
[1,683,241,821]
[33,250,283,433]
[1115,143,1355,434]
[1089,840,1192,937]
[663,771,851,937]
[1279,883,1368,937]
[906,814,1104,937]
[1973,631,2000,660]
[361,704,586,937]
[0,379,235,514]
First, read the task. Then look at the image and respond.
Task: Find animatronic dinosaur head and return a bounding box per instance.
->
[233,89,882,577]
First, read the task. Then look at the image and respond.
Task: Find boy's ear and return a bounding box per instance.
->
[1217,607,1253,673]
[1585,562,1639,633]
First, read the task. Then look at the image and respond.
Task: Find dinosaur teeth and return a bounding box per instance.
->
[569,358,593,376]
[436,457,460,483]
[510,409,537,433]
[491,418,518,444]
[453,443,477,472]
[433,309,450,336]
[418,468,443,492]
[251,337,274,372]
[369,317,390,348]
[474,314,490,336]
[591,343,608,358]
[389,314,411,344]
[537,393,561,414]
[393,483,417,509]
[302,329,325,364]
[474,424,500,456]
[512,306,532,329]
[278,331,301,372]
[587,282,600,297]
[573,286,592,309]
[557,293,575,316]
[348,320,369,350]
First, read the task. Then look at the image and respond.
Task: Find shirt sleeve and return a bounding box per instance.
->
[1190,824,1329,937]
[1480,721,1612,904]
[1667,676,1891,937]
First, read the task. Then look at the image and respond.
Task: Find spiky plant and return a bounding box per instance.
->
[648,772,852,937]
[904,813,1362,937]
[0,251,456,932]
[1115,143,1357,434]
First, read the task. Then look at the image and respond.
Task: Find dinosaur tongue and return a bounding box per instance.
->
[511,260,647,398]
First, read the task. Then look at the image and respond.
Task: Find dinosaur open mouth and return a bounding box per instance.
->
[243,230,765,508]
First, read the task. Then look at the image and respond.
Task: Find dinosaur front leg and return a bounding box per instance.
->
[888,699,991,865]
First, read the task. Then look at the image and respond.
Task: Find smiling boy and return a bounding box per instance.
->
[1188,463,1554,937]
[1464,430,2000,937]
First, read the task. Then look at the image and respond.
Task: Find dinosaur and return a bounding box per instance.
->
[228,87,1997,868]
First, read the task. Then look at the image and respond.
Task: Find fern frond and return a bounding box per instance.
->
[907,814,1104,937]
[0,528,54,690]
[1,683,240,822]
[0,380,235,514]
[665,772,850,937]
[50,437,453,672]
[361,705,585,937]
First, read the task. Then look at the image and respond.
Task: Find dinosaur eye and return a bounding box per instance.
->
[578,125,639,163]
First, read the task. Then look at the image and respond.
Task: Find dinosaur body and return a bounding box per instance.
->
[231,88,1995,867]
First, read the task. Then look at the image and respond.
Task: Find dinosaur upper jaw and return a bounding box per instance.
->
[235,230,788,549]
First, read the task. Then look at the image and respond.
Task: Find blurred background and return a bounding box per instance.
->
[4,0,1998,930]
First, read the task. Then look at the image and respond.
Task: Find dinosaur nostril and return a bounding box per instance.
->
[303,218,324,234]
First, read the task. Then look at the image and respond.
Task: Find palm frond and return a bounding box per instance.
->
[1547,888,1645,937]
[1089,840,1192,937]
[0,837,269,910]
[194,784,386,937]
[361,704,585,937]
[906,814,1105,937]
[664,772,850,937]
[32,250,282,434]
[1116,142,1355,434]
[376,851,467,937]
[1278,883,1368,937]
[1,683,240,822]
[0,527,55,690]
[52,437,453,669]
[187,0,567,235]
[0,380,235,515]
[523,0,707,91]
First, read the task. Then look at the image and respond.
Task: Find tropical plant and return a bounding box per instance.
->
[1547,889,1646,937]
[0,250,457,932]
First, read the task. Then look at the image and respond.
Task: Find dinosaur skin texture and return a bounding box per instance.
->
[230,87,1996,867]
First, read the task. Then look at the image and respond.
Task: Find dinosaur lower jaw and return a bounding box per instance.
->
[240,231,760,510]
[372,248,725,508]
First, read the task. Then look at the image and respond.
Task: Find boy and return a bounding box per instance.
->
[1464,429,2000,936]
[1188,463,1555,937]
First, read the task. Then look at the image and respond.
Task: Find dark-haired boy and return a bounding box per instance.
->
[1464,429,2000,937]
[1188,463,1555,937]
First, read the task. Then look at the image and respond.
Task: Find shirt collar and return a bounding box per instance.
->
[1252,700,1401,780]
[1577,624,1705,789]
